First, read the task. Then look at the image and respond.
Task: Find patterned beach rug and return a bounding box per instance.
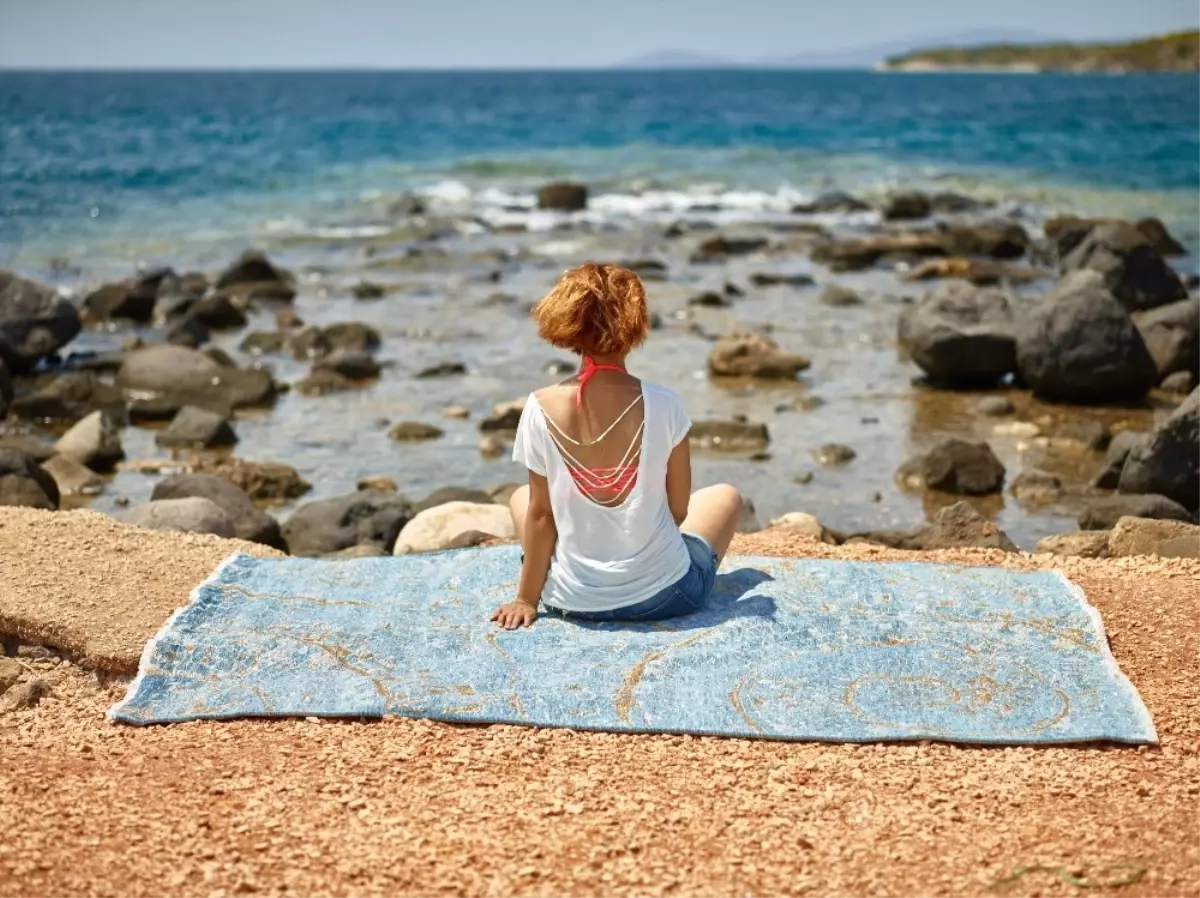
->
[109,545,1156,744]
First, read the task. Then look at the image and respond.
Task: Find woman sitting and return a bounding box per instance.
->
[493,263,743,629]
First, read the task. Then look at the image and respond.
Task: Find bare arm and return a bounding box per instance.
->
[666,432,692,527]
[493,471,556,629]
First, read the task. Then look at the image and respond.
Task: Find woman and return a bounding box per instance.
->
[492,263,743,630]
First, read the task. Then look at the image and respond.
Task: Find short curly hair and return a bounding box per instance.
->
[531,263,649,356]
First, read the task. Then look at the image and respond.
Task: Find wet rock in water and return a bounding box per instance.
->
[1060,221,1186,312]
[1010,469,1064,506]
[1034,531,1110,558]
[276,307,303,329]
[688,291,729,308]
[748,271,815,288]
[288,322,381,360]
[417,361,467,378]
[723,282,745,298]
[767,511,835,543]
[0,358,10,419]
[817,284,863,307]
[185,294,248,330]
[118,496,236,538]
[40,454,103,496]
[295,369,353,396]
[939,223,1031,260]
[166,317,210,348]
[1051,419,1110,452]
[83,276,160,324]
[1044,215,1186,260]
[479,434,508,458]
[1078,494,1193,531]
[690,235,770,263]
[116,344,220,393]
[442,404,470,419]
[902,258,1044,286]
[389,421,444,442]
[882,191,932,221]
[313,351,381,381]
[930,192,989,214]
[1117,387,1199,513]
[1108,516,1200,559]
[617,259,669,280]
[973,396,1014,417]
[0,433,54,463]
[199,458,311,503]
[897,280,1016,385]
[793,472,815,485]
[920,501,1017,552]
[215,249,294,299]
[415,486,493,513]
[151,473,283,548]
[479,397,526,433]
[393,501,515,554]
[737,497,762,534]
[1162,370,1198,394]
[357,475,398,494]
[53,409,125,471]
[707,332,810,380]
[791,190,870,214]
[0,449,60,509]
[351,281,386,300]
[1092,430,1147,490]
[536,181,587,211]
[283,490,414,556]
[1,678,50,712]
[204,347,238,368]
[1133,297,1198,380]
[811,233,946,272]
[155,405,238,449]
[812,443,856,466]
[0,269,82,374]
[240,331,288,356]
[907,438,1005,495]
[690,418,770,452]
[1015,271,1158,403]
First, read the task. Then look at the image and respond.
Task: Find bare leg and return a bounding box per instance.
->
[508,485,531,550]
[679,484,743,562]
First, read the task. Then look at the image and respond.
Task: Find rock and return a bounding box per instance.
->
[479,435,507,458]
[812,233,947,272]
[442,404,470,419]
[690,419,770,452]
[939,223,1031,260]
[415,486,493,513]
[118,346,276,415]
[351,281,386,300]
[1092,431,1147,489]
[116,344,220,393]
[240,331,288,356]
[387,194,426,217]
[707,332,810,379]
[118,497,236,538]
[479,397,526,433]
[322,322,381,355]
[487,482,522,505]
[11,372,124,424]
[748,271,815,288]
[1107,516,1199,559]
[767,512,835,543]
[417,361,467,378]
[1117,387,1199,512]
[736,497,762,534]
[974,396,1014,417]
[0,359,9,420]
[1133,297,1198,379]
[1078,494,1193,530]
[617,259,669,280]
[155,406,238,448]
[792,191,869,214]
[817,284,863,307]
[393,501,515,554]
[151,474,283,548]
[53,410,124,471]
[882,191,931,220]
[1010,469,1063,506]
[444,530,497,550]
[688,291,730,308]
[283,490,414,556]
[357,475,398,494]
[920,501,1017,551]
[1051,420,1110,452]
[215,249,292,293]
[1045,216,1185,259]
[295,369,353,396]
[690,235,770,263]
[897,280,1016,385]
[1,678,49,712]
[1035,531,1111,558]
[0,657,20,693]
[916,438,1005,495]
[812,443,856,466]
[83,276,159,323]
[312,351,381,381]
[389,421,444,442]
[1132,218,1186,256]
[536,182,588,211]
[1060,221,1186,312]
[40,454,103,496]
[276,307,303,329]
[793,472,814,485]
[0,270,82,373]
[1015,271,1158,403]
[930,192,989,214]
[198,458,311,503]
[902,258,1044,286]
[167,317,210,348]
[185,294,248,330]
[1162,370,1197,394]
[0,449,59,509]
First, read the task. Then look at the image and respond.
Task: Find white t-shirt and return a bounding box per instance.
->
[511,381,692,613]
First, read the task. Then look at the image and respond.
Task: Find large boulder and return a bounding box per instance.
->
[117,344,222,393]
[0,270,82,373]
[1035,531,1110,558]
[1117,387,1199,513]
[1015,272,1159,403]
[1091,430,1147,489]
[0,449,59,509]
[151,474,283,548]
[283,490,414,556]
[897,280,1016,385]
[9,371,124,423]
[882,191,932,221]
[939,223,1030,260]
[117,345,276,414]
[393,501,515,554]
[215,250,292,293]
[1078,494,1193,531]
[118,497,236,538]
[287,323,381,360]
[920,501,1017,552]
[1060,221,1186,312]
[83,276,160,324]
[1044,216,1185,260]
[536,182,588,211]
[707,332,810,379]
[1107,516,1199,559]
[53,410,125,471]
[1133,297,1198,380]
[40,455,103,497]
[908,438,1006,495]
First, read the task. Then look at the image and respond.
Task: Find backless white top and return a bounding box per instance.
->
[511,381,692,612]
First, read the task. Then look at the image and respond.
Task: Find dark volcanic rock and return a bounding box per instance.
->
[151,473,283,548]
[939,223,1030,260]
[1117,387,1199,513]
[1133,297,1199,380]
[119,497,236,538]
[748,271,815,288]
[1015,272,1159,403]
[417,361,467,378]
[215,250,291,292]
[910,438,1006,495]
[283,490,415,556]
[792,191,869,214]
[1060,221,1186,312]
[1079,494,1193,530]
[897,280,1016,385]
[117,345,276,413]
[882,191,932,221]
[690,235,770,263]
[185,294,248,330]
[0,358,9,420]
[313,351,381,381]
[155,406,238,448]
[0,270,82,373]
[9,372,124,423]
[1091,430,1147,490]
[0,449,59,510]
[84,276,160,323]
[166,317,210,348]
[536,182,588,211]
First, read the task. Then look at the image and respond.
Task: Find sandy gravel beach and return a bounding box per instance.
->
[1,507,1196,898]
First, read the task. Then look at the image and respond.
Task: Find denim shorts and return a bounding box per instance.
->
[545,533,719,623]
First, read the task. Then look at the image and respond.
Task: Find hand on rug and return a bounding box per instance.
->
[492,599,538,630]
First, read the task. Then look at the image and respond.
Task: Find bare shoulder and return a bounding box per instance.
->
[532,384,575,415]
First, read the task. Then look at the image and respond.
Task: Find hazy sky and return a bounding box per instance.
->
[1,0,1197,69]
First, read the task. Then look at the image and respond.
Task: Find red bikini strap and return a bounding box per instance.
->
[576,356,626,409]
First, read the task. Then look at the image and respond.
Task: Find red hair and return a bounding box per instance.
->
[531,263,649,356]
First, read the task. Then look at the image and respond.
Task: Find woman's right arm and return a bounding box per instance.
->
[666,432,692,526]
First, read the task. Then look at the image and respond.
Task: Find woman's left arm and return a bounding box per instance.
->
[493,472,556,629]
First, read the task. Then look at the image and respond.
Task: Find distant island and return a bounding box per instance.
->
[882,30,1199,73]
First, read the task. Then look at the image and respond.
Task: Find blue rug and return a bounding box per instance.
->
[109,545,1155,744]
